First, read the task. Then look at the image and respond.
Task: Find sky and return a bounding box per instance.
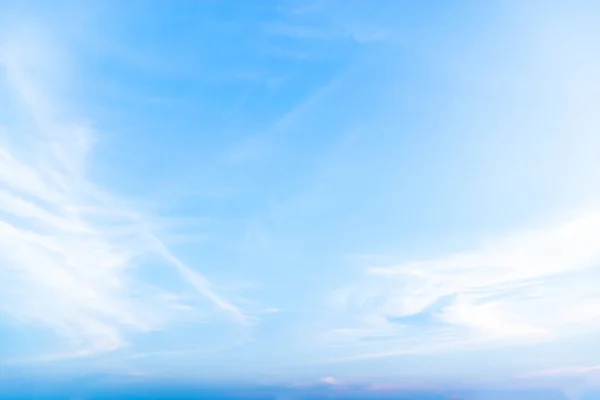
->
[1,0,600,398]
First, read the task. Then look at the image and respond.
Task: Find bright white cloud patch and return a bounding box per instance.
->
[320,377,342,385]
[0,29,247,358]
[328,211,600,358]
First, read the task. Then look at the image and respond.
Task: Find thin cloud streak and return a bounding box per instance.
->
[0,28,249,358]
[521,365,600,378]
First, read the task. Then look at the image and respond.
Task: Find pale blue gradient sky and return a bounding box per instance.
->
[1,0,600,392]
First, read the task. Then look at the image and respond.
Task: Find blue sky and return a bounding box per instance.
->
[2,0,600,397]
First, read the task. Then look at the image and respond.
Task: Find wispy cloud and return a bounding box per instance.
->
[518,365,600,400]
[325,211,600,359]
[521,365,600,378]
[0,26,249,358]
[320,376,342,385]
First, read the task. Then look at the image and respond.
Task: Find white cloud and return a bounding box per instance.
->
[326,211,600,358]
[320,376,342,385]
[521,365,600,378]
[0,27,248,358]
[519,365,600,400]
[321,4,600,361]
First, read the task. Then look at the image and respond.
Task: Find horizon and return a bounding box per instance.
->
[1,0,600,399]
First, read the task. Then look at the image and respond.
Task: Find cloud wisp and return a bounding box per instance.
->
[521,365,600,378]
[326,211,600,360]
[0,28,249,359]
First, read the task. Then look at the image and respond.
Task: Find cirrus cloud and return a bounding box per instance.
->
[0,24,250,359]
[326,211,600,359]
